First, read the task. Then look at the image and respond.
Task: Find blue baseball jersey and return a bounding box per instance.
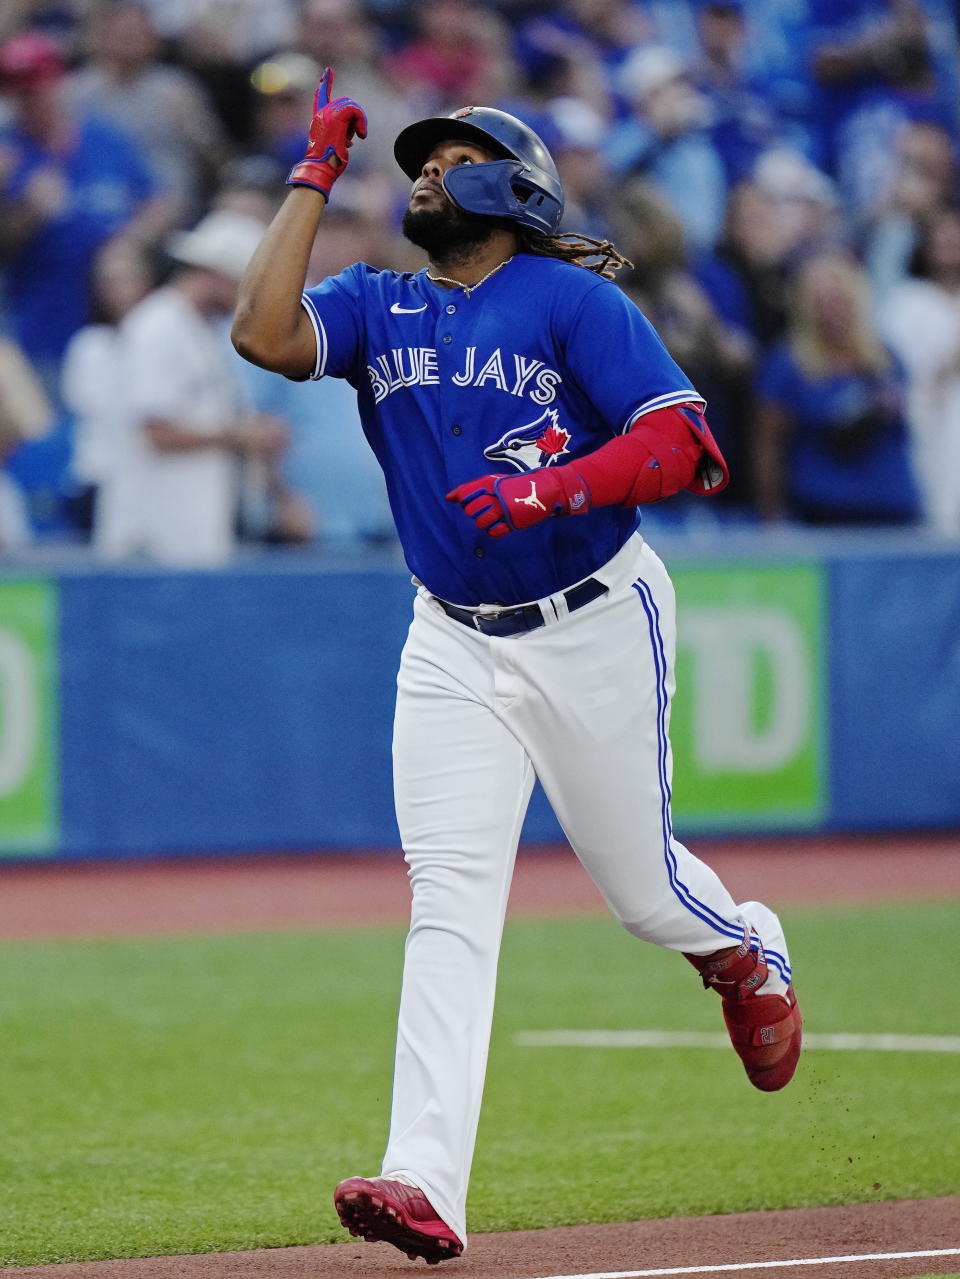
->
[301,253,703,606]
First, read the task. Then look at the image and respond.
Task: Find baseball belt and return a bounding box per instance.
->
[435,576,608,637]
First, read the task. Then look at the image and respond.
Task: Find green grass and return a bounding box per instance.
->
[0,902,958,1265]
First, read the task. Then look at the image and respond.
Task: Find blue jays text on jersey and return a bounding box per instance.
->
[367,345,562,405]
[300,254,704,606]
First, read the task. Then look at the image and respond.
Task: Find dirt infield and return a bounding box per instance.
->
[2,832,958,1279]
[2,832,959,941]
[1,1199,958,1279]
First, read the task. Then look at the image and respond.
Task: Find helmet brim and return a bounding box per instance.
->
[394,117,515,181]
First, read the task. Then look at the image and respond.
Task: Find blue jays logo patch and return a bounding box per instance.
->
[483,410,572,472]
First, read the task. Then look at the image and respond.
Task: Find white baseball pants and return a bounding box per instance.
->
[381,532,791,1248]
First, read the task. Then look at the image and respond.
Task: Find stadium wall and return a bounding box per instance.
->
[0,532,958,859]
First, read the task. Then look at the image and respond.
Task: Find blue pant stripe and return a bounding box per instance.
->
[632,578,742,944]
[764,948,792,981]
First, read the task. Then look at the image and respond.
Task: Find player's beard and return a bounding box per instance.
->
[402,200,500,263]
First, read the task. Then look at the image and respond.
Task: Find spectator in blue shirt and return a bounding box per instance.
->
[753,249,919,525]
[0,32,170,398]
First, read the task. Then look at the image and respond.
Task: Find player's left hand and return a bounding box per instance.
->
[446,467,591,538]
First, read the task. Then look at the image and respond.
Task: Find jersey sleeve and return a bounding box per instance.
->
[300,264,368,382]
[560,279,705,434]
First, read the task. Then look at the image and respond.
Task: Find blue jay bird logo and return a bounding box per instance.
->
[483,410,572,472]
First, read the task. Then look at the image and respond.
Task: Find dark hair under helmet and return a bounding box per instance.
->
[394,106,565,236]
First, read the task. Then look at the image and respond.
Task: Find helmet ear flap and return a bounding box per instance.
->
[511,175,555,219]
[443,159,563,235]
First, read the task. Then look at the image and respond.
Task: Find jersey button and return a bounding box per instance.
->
[473,546,486,558]
[445,304,456,314]
[442,334,452,344]
[451,424,462,436]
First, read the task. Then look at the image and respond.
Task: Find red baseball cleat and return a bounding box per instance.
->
[334,1176,463,1265]
[684,928,803,1091]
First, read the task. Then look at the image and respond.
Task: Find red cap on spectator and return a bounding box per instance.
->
[0,32,66,93]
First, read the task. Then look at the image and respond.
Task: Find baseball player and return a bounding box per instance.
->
[232,69,803,1266]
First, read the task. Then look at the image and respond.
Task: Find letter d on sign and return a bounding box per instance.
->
[682,607,809,772]
[671,560,825,827]
[0,631,36,797]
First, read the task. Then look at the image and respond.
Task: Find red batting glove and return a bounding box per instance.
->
[446,467,591,538]
[286,67,367,201]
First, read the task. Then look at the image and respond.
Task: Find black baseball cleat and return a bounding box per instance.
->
[334,1176,463,1264]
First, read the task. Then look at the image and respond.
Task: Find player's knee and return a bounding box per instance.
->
[610,900,673,942]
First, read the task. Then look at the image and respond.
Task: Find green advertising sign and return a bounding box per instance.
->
[0,580,59,854]
[670,561,826,829]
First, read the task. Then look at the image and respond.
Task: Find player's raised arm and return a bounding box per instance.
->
[231,67,366,379]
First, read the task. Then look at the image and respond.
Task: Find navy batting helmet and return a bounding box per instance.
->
[394,106,564,236]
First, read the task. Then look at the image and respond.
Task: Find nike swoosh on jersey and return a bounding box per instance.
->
[390,302,428,314]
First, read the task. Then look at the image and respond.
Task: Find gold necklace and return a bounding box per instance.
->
[426,255,514,297]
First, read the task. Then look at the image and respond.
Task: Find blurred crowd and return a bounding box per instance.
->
[2,0,960,563]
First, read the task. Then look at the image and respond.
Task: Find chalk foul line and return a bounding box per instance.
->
[515,1030,960,1053]
[536,1246,960,1278]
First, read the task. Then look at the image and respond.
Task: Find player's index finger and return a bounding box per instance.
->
[315,65,334,110]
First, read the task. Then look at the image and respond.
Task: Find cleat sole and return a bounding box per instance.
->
[335,1183,461,1265]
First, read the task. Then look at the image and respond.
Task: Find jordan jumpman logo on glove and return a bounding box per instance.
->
[446,469,591,538]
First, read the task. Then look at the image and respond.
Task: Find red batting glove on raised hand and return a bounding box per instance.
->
[446,467,591,538]
[286,67,367,201]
